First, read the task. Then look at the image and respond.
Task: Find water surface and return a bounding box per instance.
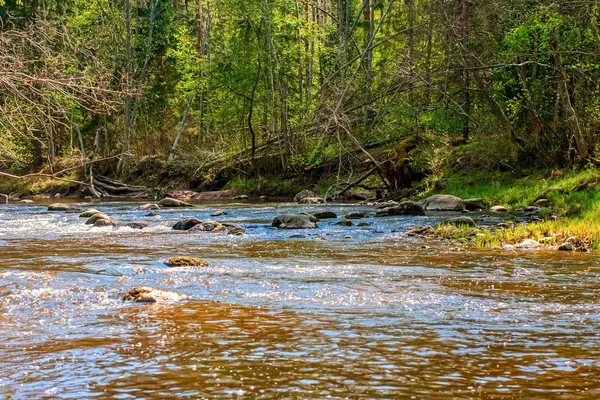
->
[0,200,598,398]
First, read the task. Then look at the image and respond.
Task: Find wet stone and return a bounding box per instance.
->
[123,287,185,303]
[165,256,210,267]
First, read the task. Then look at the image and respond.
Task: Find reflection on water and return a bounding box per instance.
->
[0,201,599,398]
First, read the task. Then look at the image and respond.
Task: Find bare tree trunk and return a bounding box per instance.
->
[118,0,159,175]
[459,0,470,142]
[168,97,192,162]
[554,32,589,161]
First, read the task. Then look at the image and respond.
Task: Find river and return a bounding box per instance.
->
[0,200,598,398]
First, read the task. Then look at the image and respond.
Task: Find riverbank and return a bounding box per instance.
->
[423,168,600,250]
[3,164,600,250]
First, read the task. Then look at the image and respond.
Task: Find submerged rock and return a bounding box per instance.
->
[93,218,115,227]
[376,201,425,216]
[48,203,70,211]
[514,239,541,249]
[336,220,353,227]
[20,199,34,204]
[440,216,476,227]
[418,195,466,211]
[165,256,211,267]
[158,197,191,208]
[139,203,160,211]
[233,194,249,200]
[80,208,101,218]
[127,221,149,230]
[172,217,202,231]
[123,287,184,303]
[272,214,318,229]
[345,211,366,219]
[227,227,246,235]
[357,221,371,227]
[211,210,226,217]
[312,211,337,219]
[86,212,111,225]
[406,225,435,236]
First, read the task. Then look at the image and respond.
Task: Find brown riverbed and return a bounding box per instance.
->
[0,200,599,398]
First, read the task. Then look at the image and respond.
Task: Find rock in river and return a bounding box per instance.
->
[139,203,160,211]
[406,225,435,236]
[48,203,70,211]
[79,208,101,218]
[165,256,211,267]
[418,195,466,211]
[123,287,185,303]
[345,211,366,219]
[158,197,191,208]
[94,218,116,227]
[514,239,542,249]
[228,227,246,235]
[440,216,476,227]
[376,201,425,216]
[272,214,318,229]
[172,217,202,231]
[311,211,337,219]
[127,221,149,230]
[86,212,111,225]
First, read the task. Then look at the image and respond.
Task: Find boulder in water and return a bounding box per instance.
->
[165,256,210,267]
[48,203,70,211]
[376,201,425,216]
[123,287,184,303]
[406,225,435,236]
[311,211,337,219]
[272,214,318,229]
[418,195,466,211]
[86,212,111,225]
[228,227,246,235]
[336,220,353,227]
[490,205,508,212]
[514,239,541,249]
[94,218,115,227]
[233,194,249,200]
[172,217,202,231]
[80,208,101,218]
[127,221,149,230]
[211,210,226,217]
[345,211,366,219]
[158,197,191,208]
[139,203,160,211]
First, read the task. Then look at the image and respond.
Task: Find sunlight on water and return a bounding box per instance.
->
[0,200,599,398]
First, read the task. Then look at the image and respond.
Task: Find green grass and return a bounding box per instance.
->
[427,168,600,249]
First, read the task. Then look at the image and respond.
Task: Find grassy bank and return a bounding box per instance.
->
[424,168,600,250]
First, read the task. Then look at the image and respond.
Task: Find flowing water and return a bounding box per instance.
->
[0,200,599,399]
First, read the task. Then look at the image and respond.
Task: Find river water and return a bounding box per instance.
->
[0,200,598,398]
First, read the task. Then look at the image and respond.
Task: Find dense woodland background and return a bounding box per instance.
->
[2,0,600,195]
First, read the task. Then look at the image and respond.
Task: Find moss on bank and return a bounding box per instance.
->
[425,168,600,250]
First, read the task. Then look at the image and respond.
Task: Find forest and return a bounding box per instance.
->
[1,0,600,197]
